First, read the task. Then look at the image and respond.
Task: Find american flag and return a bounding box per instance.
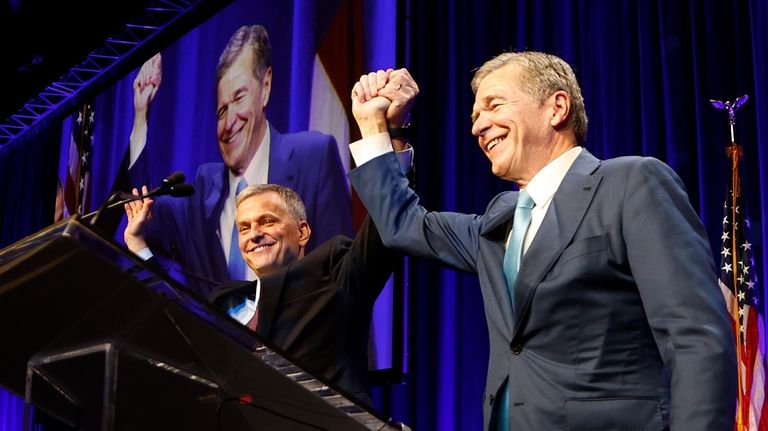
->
[719,185,767,430]
[56,103,94,221]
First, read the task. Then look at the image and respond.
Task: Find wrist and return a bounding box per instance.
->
[125,236,148,254]
[357,117,389,138]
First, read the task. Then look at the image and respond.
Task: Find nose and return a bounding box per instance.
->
[241,223,265,244]
[225,105,238,131]
[248,223,266,241]
[471,111,491,137]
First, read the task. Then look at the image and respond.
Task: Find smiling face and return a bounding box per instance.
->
[471,64,562,185]
[236,191,310,278]
[216,50,272,176]
[471,62,580,187]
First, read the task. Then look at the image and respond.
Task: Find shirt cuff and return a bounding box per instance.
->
[350,133,413,174]
[128,131,146,170]
[136,247,153,261]
[350,133,393,166]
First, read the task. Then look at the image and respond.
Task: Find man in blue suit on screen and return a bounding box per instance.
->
[128,25,353,297]
[348,52,735,429]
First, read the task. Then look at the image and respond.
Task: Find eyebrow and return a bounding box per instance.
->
[218,85,250,109]
[470,95,494,123]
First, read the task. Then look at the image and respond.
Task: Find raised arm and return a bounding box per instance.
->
[129,53,162,169]
[349,69,480,274]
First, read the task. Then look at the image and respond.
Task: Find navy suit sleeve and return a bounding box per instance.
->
[622,158,736,429]
[349,152,481,274]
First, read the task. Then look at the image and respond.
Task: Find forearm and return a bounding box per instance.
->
[348,153,478,273]
[129,115,148,169]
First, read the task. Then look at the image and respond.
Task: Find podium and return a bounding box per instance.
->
[0,217,406,430]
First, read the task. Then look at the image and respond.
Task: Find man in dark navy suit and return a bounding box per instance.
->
[348,53,735,429]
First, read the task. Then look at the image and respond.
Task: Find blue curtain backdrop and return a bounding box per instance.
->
[370,0,768,430]
[1,0,767,430]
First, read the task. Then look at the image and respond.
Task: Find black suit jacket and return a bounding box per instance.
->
[209,216,396,404]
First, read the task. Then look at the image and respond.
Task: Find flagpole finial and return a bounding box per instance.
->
[710,95,749,144]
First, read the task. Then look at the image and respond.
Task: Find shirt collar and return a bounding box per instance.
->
[523,146,582,207]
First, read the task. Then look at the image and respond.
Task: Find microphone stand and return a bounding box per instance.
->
[84,191,142,227]
[85,170,188,227]
[85,183,194,227]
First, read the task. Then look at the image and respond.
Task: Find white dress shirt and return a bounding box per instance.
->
[515,146,582,253]
[228,278,262,325]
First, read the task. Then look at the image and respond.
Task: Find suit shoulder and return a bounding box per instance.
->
[195,161,225,178]
[599,155,685,192]
[283,235,352,280]
[598,155,674,176]
[303,235,354,260]
[485,190,516,213]
[282,130,337,149]
[190,163,223,197]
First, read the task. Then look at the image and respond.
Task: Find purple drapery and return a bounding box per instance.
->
[2,0,768,430]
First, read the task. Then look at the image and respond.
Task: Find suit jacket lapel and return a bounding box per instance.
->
[203,164,229,279]
[266,125,296,189]
[511,149,602,338]
[480,192,520,333]
[204,164,227,223]
[256,268,287,337]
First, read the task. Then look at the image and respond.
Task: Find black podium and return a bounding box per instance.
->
[0,217,405,430]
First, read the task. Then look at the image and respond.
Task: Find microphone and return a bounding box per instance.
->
[142,170,187,198]
[161,170,185,187]
[165,183,194,197]
[143,182,195,199]
[86,171,194,226]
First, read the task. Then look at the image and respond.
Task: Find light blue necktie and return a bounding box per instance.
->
[502,189,534,313]
[498,189,534,430]
[227,178,248,279]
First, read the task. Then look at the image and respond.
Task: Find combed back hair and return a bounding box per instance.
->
[216,24,272,84]
[236,184,307,222]
[471,51,588,144]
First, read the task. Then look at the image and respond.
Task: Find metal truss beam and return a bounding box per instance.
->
[0,0,230,151]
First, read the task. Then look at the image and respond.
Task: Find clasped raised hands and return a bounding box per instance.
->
[351,68,418,137]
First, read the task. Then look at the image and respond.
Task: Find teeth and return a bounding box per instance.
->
[487,137,504,150]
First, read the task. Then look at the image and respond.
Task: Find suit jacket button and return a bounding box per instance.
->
[489,394,494,405]
[511,344,522,355]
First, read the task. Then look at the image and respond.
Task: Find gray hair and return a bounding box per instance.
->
[235,183,307,222]
[471,51,588,144]
[215,24,272,84]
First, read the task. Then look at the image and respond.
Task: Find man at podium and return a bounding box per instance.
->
[120,79,415,404]
[123,179,408,405]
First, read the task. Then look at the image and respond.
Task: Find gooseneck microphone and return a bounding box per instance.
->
[160,170,185,188]
[86,171,194,226]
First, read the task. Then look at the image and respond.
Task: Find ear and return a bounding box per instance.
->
[297,220,311,250]
[549,90,571,129]
[261,67,272,108]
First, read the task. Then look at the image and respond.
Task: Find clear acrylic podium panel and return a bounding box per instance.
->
[25,342,220,430]
[0,217,406,430]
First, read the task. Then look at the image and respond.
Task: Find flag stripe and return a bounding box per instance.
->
[719,186,765,431]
